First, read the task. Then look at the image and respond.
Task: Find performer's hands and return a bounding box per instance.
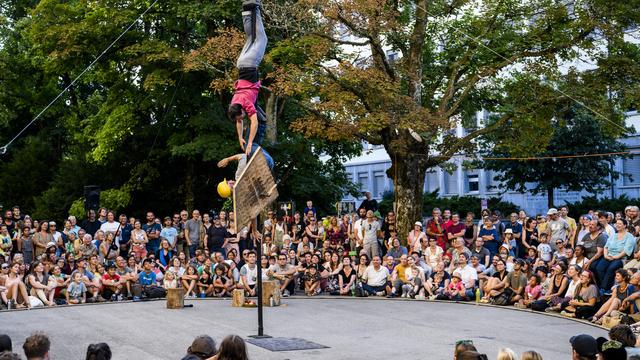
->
[245,141,253,157]
[239,138,246,151]
[217,158,229,168]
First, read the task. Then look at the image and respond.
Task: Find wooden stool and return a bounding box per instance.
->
[232,289,245,307]
[261,280,281,307]
[166,288,184,309]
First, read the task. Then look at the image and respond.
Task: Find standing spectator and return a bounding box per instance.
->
[2,211,14,235]
[463,212,477,248]
[561,206,578,246]
[522,217,539,254]
[478,217,500,257]
[426,208,446,251]
[546,208,569,251]
[116,214,132,258]
[407,222,427,254]
[32,222,52,260]
[99,211,119,235]
[159,217,178,249]
[11,206,23,223]
[185,210,202,259]
[130,221,148,260]
[205,216,231,257]
[81,210,101,237]
[358,191,378,212]
[175,210,189,260]
[447,214,466,248]
[143,212,161,255]
[381,211,396,243]
[22,332,50,360]
[504,213,523,257]
[361,210,381,260]
[0,225,12,257]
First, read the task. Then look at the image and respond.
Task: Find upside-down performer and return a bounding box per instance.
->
[227,0,268,159]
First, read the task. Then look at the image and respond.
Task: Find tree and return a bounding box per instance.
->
[481,109,630,208]
[256,0,639,237]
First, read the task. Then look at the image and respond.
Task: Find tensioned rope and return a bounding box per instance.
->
[0,0,160,155]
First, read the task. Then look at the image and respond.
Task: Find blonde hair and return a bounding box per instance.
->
[497,348,518,360]
[520,351,542,360]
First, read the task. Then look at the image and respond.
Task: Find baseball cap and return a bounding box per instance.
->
[49,221,56,226]
[414,221,422,227]
[187,335,217,359]
[570,334,597,357]
[46,242,57,249]
[547,208,559,215]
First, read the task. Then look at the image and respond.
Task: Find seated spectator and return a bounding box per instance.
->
[609,324,640,358]
[453,340,476,360]
[86,343,111,360]
[197,269,214,298]
[591,269,635,324]
[388,254,410,298]
[442,271,467,301]
[570,334,597,360]
[267,253,297,297]
[213,335,248,360]
[22,332,50,360]
[453,253,477,300]
[302,264,321,296]
[361,255,389,296]
[184,335,217,360]
[211,264,233,297]
[163,270,178,290]
[182,265,199,299]
[426,261,450,299]
[560,270,599,319]
[5,262,30,309]
[101,263,123,301]
[138,258,158,287]
[596,219,635,294]
[26,261,56,307]
[520,350,543,360]
[481,259,508,302]
[66,272,87,305]
[385,238,407,264]
[403,256,425,299]
[501,259,528,305]
[0,334,12,353]
[517,274,542,309]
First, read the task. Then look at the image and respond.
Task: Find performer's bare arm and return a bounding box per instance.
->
[236,119,245,150]
[217,154,244,168]
[245,113,258,156]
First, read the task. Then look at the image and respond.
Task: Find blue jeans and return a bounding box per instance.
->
[189,243,199,258]
[595,258,623,291]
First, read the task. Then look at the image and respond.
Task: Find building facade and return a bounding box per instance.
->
[341,112,640,216]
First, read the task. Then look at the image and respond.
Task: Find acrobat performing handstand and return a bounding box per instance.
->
[227,0,269,161]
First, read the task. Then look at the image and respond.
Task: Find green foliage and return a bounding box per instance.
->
[68,199,85,220]
[100,187,132,212]
[482,109,630,206]
[378,191,518,218]
[564,195,640,220]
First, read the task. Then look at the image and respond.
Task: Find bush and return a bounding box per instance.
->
[377,191,518,218]
[564,195,640,219]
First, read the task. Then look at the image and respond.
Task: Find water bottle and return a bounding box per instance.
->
[351,287,355,297]
[269,295,274,307]
[475,288,481,302]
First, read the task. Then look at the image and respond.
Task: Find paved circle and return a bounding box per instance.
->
[1,298,607,359]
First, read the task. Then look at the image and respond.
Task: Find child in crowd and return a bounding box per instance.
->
[66,272,87,305]
[197,269,213,298]
[517,274,542,309]
[163,270,178,289]
[444,272,466,301]
[536,233,552,263]
[525,247,538,263]
[212,264,232,297]
[303,265,321,296]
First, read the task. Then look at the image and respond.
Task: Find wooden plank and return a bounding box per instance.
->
[233,147,278,233]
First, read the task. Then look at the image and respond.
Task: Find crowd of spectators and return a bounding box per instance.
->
[2,199,640,357]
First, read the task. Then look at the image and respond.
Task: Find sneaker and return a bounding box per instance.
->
[545,306,557,313]
[386,293,396,298]
[428,295,437,301]
[110,294,118,302]
[132,296,141,302]
[116,294,124,302]
[560,310,575,318]
[283,290,290,297]
[376,291,385,297]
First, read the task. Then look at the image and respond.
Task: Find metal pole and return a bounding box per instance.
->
[256,230,264,336]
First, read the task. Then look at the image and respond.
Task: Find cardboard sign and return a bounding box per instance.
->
[233,148,278,233]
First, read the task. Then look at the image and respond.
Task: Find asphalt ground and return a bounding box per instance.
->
[1,297,607,359]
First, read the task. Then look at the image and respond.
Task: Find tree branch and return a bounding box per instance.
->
[440,113,513,158]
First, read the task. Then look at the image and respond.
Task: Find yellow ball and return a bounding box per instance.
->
[217,178,232,198]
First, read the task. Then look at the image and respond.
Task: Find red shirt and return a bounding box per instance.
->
[231,80,260,117]
[102,273,120,284]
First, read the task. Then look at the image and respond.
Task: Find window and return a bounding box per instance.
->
[485,170,498,192]
[357,172,369,192]
[466,172,480,193]
[426,170,439,193]
[373,172,386,198]
[444,166,458,194]
[623,155,640,186]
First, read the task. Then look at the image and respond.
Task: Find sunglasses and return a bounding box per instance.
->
[456,340,474,346]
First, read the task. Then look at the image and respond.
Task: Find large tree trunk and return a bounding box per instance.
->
[265,92,278,144]
[388,152,428,246]
[185,160,195,212]
[547,186,554,209]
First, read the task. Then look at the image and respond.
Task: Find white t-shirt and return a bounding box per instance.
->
[100,221,120,235]
[425,246,443,268]
[240,264,258,286]
[363,265,389,287]
[456,264,478,288]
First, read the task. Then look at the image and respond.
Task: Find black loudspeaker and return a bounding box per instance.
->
[84,185,100,212]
